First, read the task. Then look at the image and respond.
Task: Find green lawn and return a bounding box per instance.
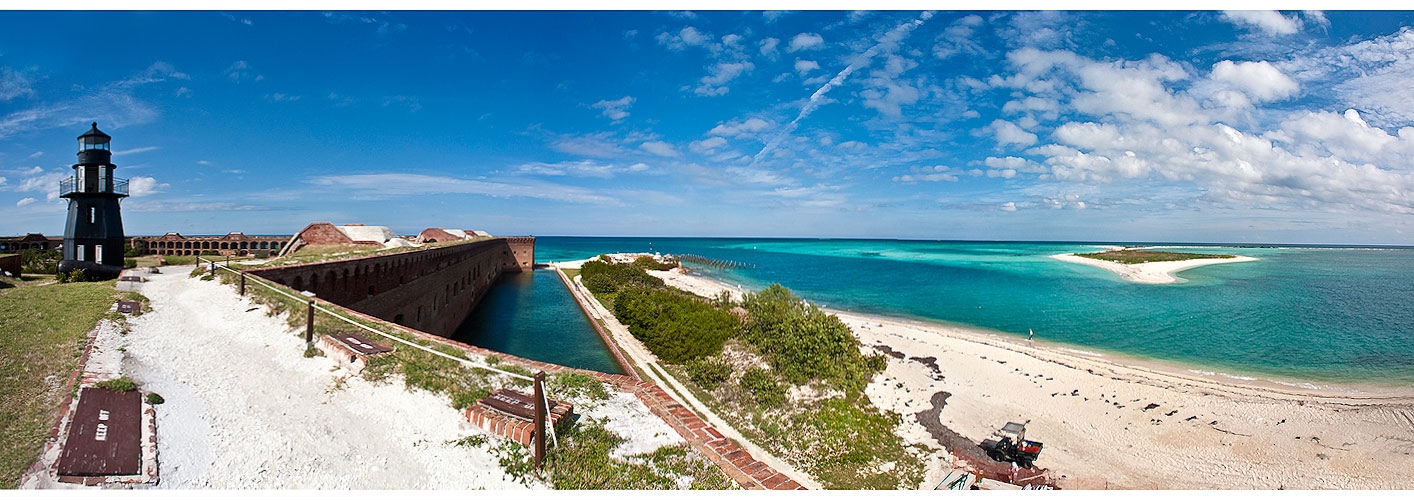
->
[1076,249,1234,264]
[0,278,118,488]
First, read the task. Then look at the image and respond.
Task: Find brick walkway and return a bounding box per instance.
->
[618,377,807,490]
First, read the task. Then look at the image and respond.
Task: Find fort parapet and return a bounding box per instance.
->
[247,237,534,337]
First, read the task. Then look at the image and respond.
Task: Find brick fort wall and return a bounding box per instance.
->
[248,237,534,337]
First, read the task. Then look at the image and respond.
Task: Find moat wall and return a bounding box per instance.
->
[248,237,535,337]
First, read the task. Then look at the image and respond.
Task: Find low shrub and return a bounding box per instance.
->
[742,284,882,396]
[632,255,677,271]
[21,249,61,274]
[613,288,738,364]
[685,356,732,390]
[95,377,137,392]
[739,367,785,408]
[145,392,164,405]
[550,372,610,402]
[580,260,665,292]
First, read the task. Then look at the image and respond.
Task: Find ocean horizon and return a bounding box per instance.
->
[531,236,1414,388]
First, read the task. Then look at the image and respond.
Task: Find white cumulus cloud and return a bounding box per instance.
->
[788,33,824,52]
[1221,11,1301,36]
[794,59,820,75]
[128,176,168,197]
[1210,60,1299,103]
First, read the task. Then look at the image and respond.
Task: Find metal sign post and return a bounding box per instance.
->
[305,299,315,347]
[533,371,546,470]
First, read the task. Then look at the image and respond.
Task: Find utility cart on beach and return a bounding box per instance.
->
[980,421,1043,467]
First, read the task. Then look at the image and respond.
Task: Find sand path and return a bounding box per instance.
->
[655,268,1414,489]
[119,266,528,489]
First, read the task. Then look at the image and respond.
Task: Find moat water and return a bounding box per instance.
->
[451,268,623,375]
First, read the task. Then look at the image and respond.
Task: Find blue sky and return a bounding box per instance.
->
[2,9,1414,244]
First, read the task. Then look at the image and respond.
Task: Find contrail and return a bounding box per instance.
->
[751,11,934,165]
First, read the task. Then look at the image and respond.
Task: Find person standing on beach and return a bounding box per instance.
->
[1028,329,1034,342]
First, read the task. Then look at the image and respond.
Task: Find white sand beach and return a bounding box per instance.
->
[652,267,1414,489]
[1051,253,1259,284]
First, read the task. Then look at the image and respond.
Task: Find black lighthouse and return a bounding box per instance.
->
[58,122,128,278]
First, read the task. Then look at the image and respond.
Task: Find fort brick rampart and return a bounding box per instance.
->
[247,237,533,337]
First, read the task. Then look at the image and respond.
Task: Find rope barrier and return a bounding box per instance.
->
[200,257,533,381]
[199,257,559,449]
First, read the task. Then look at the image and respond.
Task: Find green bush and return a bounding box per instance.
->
[613,288,738,364]
[631,256,677,271]
[685,356,733,390]
[123,258,137,269]
[21,249,61,274]
[124,244,141,258]
[742,284,881,396]
[582,273,617,294]
[162,255,196,266]
[145,392,165,405]
[580,260,665,292]
[739,367,786,408]
[95,377,137,392]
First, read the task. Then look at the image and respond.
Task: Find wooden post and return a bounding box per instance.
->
[208,259,215,277]
[305,299,315,347]
[239,272,246,296]
[533,371,546,470]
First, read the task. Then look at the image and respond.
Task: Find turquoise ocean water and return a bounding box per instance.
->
[532,237,1414,386]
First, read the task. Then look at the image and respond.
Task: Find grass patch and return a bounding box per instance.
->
[0,279,118,488]
[495,418,737,490]
[1076,249,1234,264]
[94,376,138,392]
[161,255,198,266]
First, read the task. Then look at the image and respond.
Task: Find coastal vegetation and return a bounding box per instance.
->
[0,277,118,488]
[1076,249,1235,264]
[580,257,921,489]
[19,249,61,275]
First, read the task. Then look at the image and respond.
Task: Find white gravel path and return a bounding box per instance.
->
[120,266,530,489]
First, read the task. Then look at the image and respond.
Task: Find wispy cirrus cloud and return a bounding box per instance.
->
[591,96,635,121]
[308,173,623,206]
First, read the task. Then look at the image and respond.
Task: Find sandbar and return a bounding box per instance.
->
[1051,252,1258,284]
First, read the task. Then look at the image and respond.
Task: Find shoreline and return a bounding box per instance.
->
[668,267,1414,398]
[1050,252,1260,284]
[647,266,1414,488]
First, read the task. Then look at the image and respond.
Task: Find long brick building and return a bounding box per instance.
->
[130,232,290,257]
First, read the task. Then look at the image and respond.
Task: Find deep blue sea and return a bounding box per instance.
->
[532,237,1414,386]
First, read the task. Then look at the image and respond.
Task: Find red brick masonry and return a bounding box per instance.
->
[464,391,574,446]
